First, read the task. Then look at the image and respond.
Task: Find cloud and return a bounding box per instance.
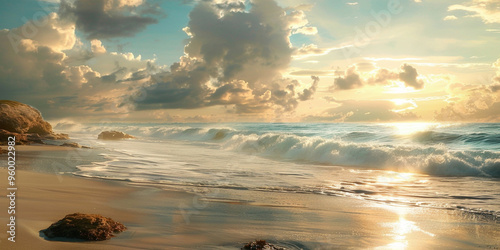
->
[444,15,458,21]
[399,64,425,89]
[434,59,500,122]
[331,66,363,90]
[6,12,76,53]
[59,0,161,39]
[293,26,318,35]
[289,70,333,76]
[134,0,319,114]
[292,4,314,11]
[90,39,106,54]
[0,9,156,119]
[293,44,351,59]
[303,100,419,122]
[298,76,319,101]
[435,83,500,122]
[330,63,425,91]
[448,0,500,23]
[0,30,67,93]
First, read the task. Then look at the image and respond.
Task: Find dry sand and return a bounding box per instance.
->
[0,146,499,249]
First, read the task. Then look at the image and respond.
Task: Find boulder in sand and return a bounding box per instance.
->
[98,131,135,140]
[41,213,126,241]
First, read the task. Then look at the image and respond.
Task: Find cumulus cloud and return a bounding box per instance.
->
[0,7,156,119]
[0,29,67,93]
[90,39,106,54]
[399,64,425,89]
[448,0,500,24]
[6,12,76,53]
[330,63,425,91]
[435,83,500,121]
[59,0,161,39]
[134,0,319,114]
[435,59,500,122]
[444,15,458,21]
[331,66,363,90]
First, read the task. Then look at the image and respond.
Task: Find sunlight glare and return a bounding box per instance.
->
[376,172,415,186]
[389,122,437,135]
[376,205,435,250]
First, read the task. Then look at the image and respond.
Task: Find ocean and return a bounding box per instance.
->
[54,122,500,220]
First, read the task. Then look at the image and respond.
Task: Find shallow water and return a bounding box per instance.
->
[53,122,500,219]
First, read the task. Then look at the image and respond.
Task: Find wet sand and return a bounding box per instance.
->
[0,146,499,249]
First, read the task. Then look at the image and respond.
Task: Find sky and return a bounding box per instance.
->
[0,0,499,123]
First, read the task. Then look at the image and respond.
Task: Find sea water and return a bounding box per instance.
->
[54,122,500,219]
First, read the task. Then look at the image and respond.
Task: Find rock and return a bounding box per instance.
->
[60,142,91,149]
[0,146,7,154]
[60,142,81,148]
[0,100,52,134]
[41,213,126,241]
[242,240,285,250]
[44,133,70,140]
[0,129,29,145]
[0,100,70,145]
[98,131,135,140]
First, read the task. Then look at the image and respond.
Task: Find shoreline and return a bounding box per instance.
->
[1,146,499,249]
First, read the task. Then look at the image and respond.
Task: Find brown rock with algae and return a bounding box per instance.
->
[98,130,135,140]
[42,213,126,241]
[242,240,285,250]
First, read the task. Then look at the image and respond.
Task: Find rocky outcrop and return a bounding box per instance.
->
[0,100,69,145]
[41,213,126,241]
[242,240,285,250]
[98,131,135,140]
[0,100,52,134]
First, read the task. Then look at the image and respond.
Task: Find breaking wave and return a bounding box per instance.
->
[64,123,500,178]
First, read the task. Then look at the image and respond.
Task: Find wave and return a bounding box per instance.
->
[222,132,500,178]
[395,130,500,146]
[63,124,500,178]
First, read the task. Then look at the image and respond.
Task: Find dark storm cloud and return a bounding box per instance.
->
[59,0,160,39]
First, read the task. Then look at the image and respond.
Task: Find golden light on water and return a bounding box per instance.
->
[376,205,436,250]
[376,172,415,186]
[388,122,437,135]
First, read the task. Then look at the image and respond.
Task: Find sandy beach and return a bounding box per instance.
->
[0,146,498,249]
[2,0,500,248]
